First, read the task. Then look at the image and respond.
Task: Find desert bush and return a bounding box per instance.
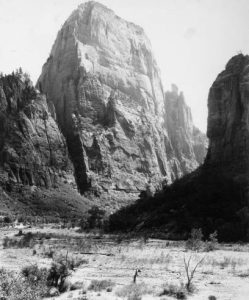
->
[47,253,84,292]
[204,231,218,252]
[208,296,217,300]
[67,255,87,270]
[80,206,106,230]
[43,247,54,258]
[3,232,35,249]
[0,267,48,300]
[186,228,203,251]
[22,265,48,282]
[116,283,150,299]
[70,281,85,291]
[209,256,243,270]
[128,293,142,300]
[88,279,115,292]
[1,216,12,224]
[238,269,249,278]
[78,206,104,230]
[160,283,187,299]
[47,259,71,292]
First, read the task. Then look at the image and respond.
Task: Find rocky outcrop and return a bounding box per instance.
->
[165,84,207,175]
[37,1,206,200]
[0,72,73,190]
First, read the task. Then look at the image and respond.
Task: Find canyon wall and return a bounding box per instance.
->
[0,72,73,190]
[206,54,249,174]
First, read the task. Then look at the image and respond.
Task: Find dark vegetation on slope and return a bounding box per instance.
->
[109,165,248,242]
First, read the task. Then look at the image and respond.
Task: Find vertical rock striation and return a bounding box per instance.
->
[165,84,207,175]
[38,1,206,201]
[206,54,249,173]
[0,72,73,191]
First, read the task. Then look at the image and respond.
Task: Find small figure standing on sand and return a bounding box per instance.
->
[133,268,141,283]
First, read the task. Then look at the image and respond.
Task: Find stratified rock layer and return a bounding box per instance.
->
[38,1,206,200]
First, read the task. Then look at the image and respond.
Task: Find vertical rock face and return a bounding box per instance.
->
[165,84,207,175]
[0,72,73,190]
[206,54,249,172]
[38,1,206,200]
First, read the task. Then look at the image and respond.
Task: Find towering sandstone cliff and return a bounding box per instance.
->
[38,1,206,200]
[206,54,249,173]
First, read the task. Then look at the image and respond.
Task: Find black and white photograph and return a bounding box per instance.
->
[0,0,249,299]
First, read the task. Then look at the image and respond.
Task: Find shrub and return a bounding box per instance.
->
[47,260,71,292]
[3,216,12,223]
[3,232,35,249]
[116,283,150,299]
[22,265,48,283]
[186,228,203,251]
[47,253,84,292]
[160,283,187,299]
[88,279,115,292]
[87,206,106,229]
[43,247,54,258]
[0,253,84,299]
[70,281,85,291]
[0,267,48,300]
[204,231,218,252]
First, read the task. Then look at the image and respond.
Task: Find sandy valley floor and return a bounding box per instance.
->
[1,227,249,300]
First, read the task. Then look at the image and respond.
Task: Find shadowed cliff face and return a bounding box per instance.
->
[37,1,206,200]
[207,54,249,171]
[110,54,249,242]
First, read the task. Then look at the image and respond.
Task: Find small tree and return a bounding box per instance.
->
[47,259,71,292]
[183,255,205,292]
[87,206,105,229]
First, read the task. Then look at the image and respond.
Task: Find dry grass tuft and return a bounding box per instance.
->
[160,283,187,299]
[116,282,151,299]
[88,279,115,292]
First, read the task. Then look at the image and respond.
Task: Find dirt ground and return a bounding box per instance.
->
[1,227,249,300]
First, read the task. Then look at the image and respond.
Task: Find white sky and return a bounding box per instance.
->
[1,0,249,132]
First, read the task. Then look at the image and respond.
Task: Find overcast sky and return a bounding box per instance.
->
[0,0,249,132]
